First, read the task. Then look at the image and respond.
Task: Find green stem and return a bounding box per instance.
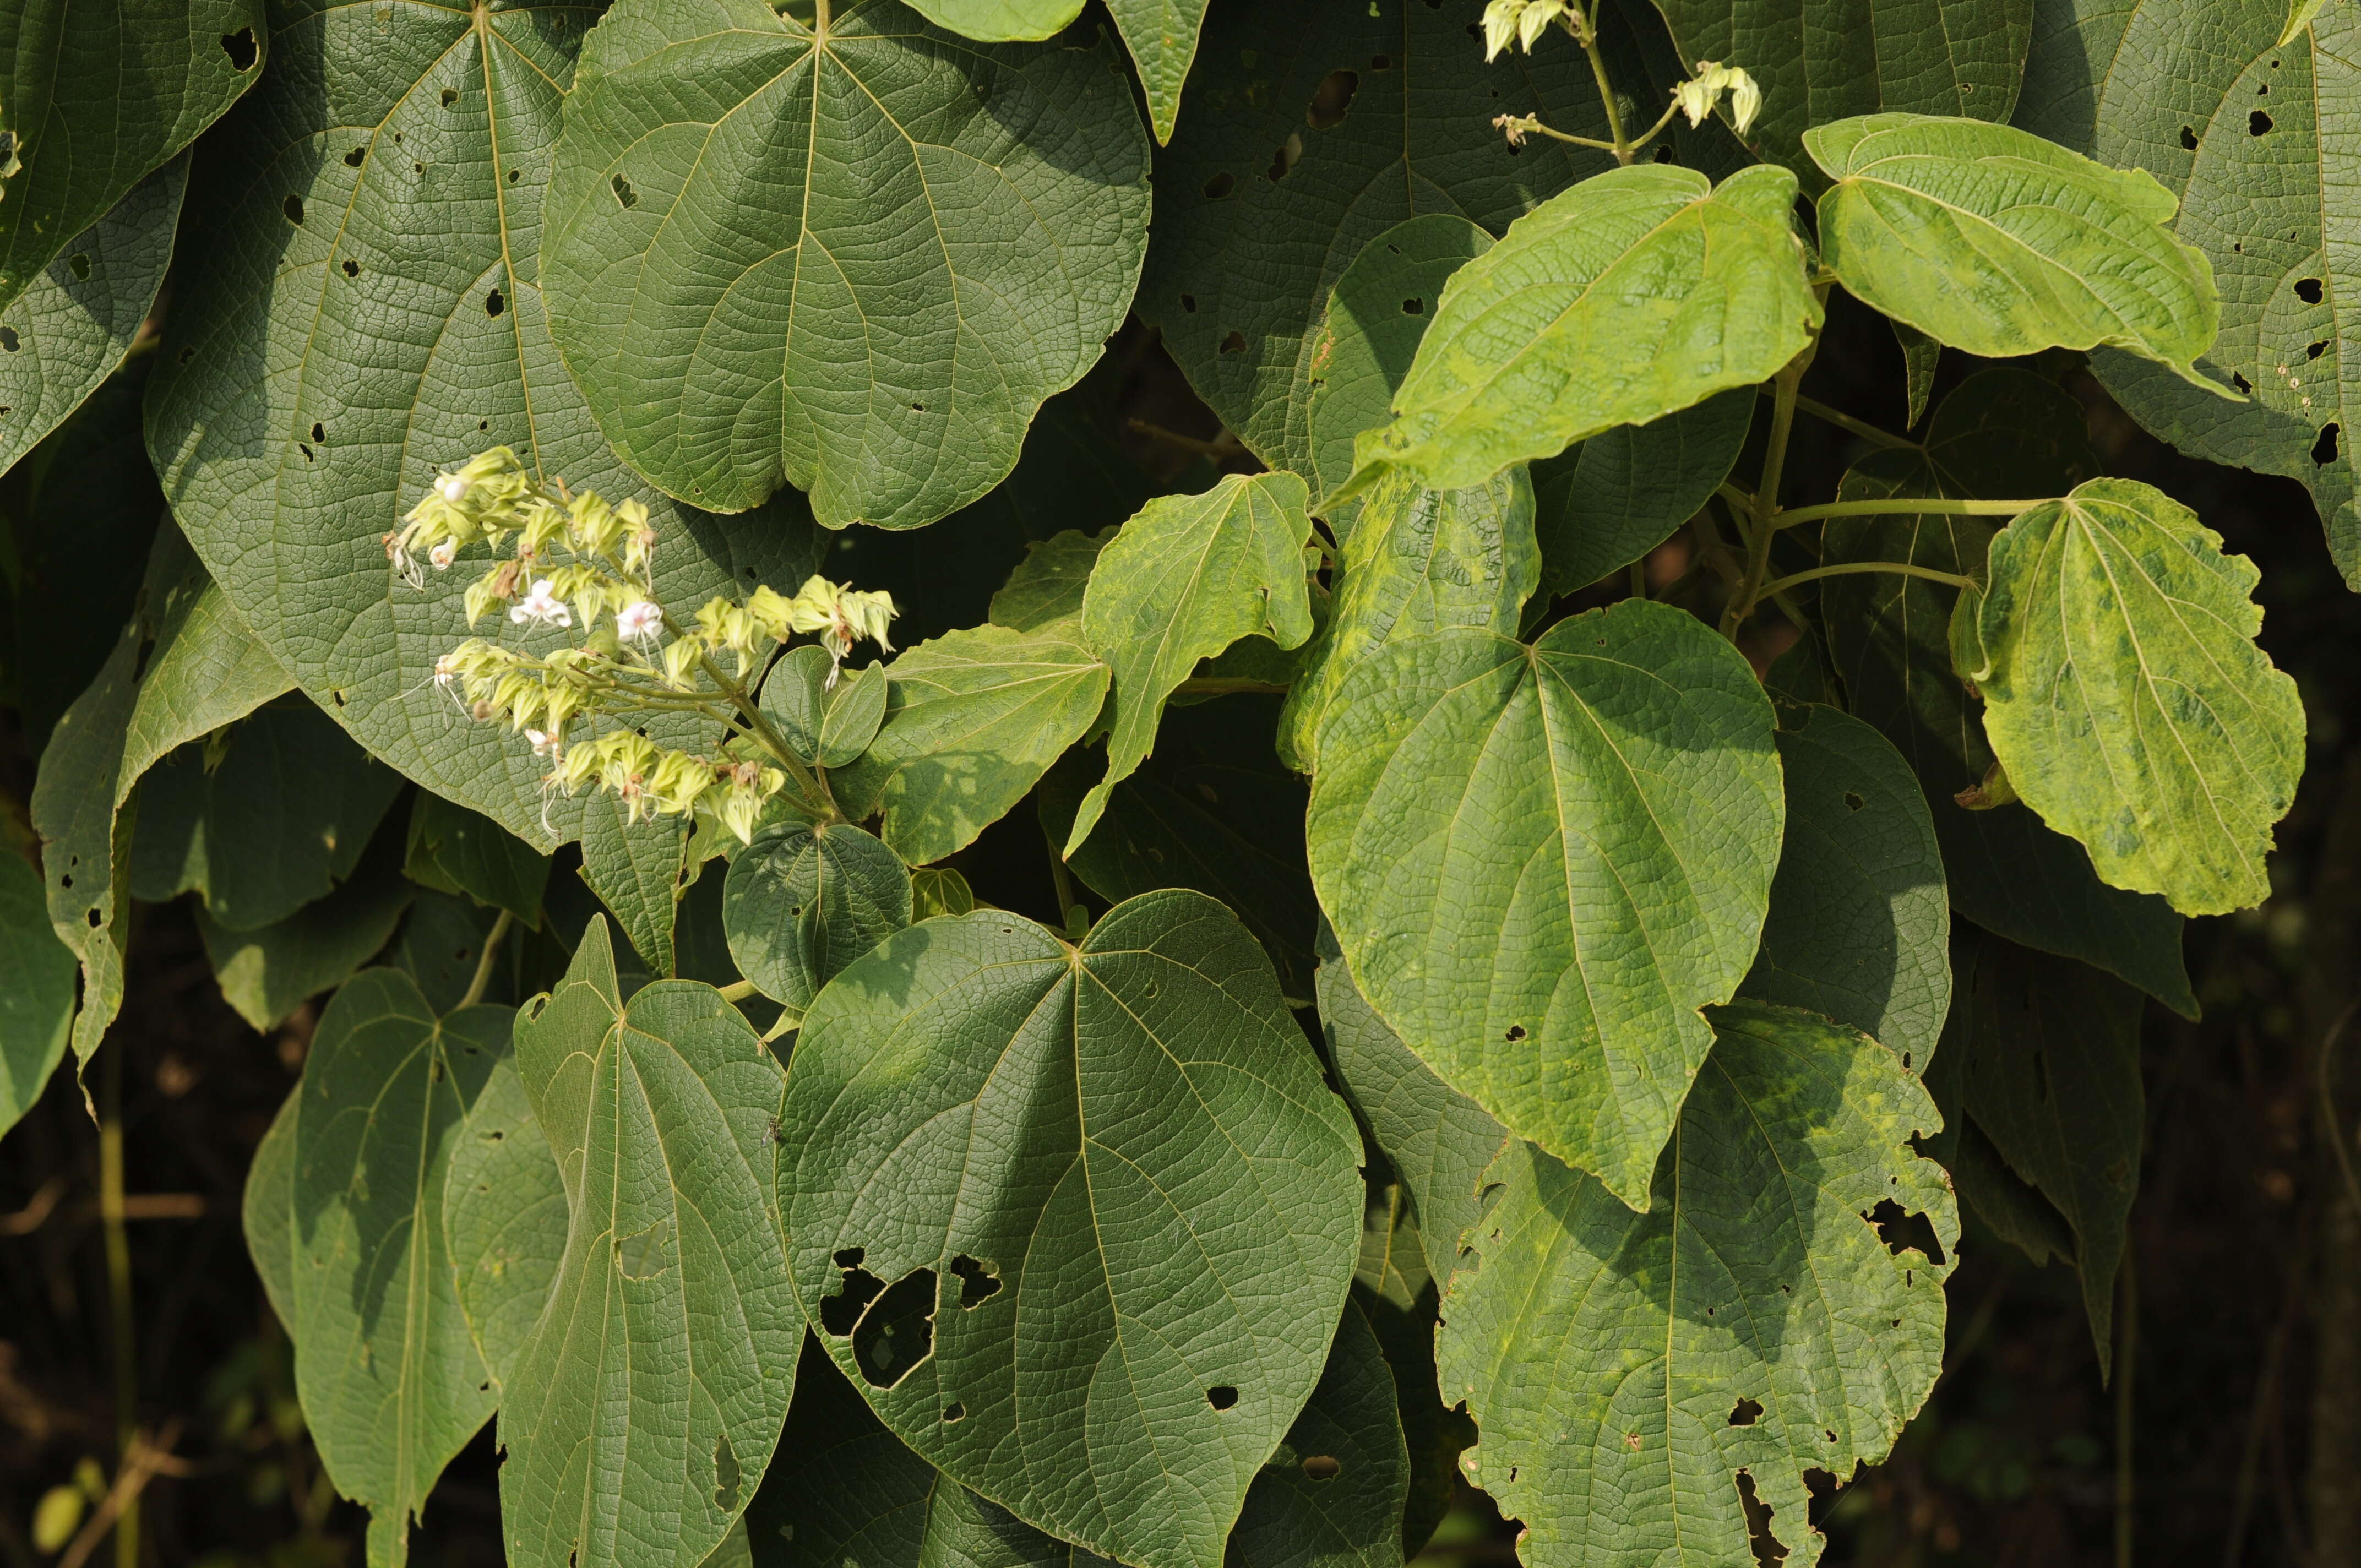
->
[1173,677,1290,698]
[2115,1251,2140,1568]
[716,978,759,1004]
[1045,831,1085,938]
[1753,559,1978,599]
[1722,351,1809,637]
[1573,7,1633,163]
[1777,389,1920,452]
[695,649,835,820]
[99,1044,135,1568]
[1767,496,2052,530]
[458,910,514,1010]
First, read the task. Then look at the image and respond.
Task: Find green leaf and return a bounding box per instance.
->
[130,699,405,930]
[1740,703,1952,1069]
[780,890,1363,1568]
[832,619,1110,867]
[1973,476,2303,914]
[1138,1,1617,472]
[0,156,185,477]
[1307,601,1783,1207]
[405,792,552,930]
[818,666,888,768]
[290,968,510,1565]
[1036,696,1320,1005]
[723,820,912,1022]
[1819,368,2197,1013]
[0,0,262,315]
[1277,466,1538,775]
[2016,0,2361,584]
[1347,1227,1473,1561]
[1807,113,2226,389]
[909,865,975,919]
[119,543,293,794]
[1933,927,2142,1373]
[442,1056,567,1389]
[1223,1297,1407,1568]
[0,853,74,1143]
[501,918,798,1568]
[1895,320,1940,430]
[395,893,515,1017]
[576,800,689,976]
[899,1,1209,145]
[1530,390,1755,601]
[991,528,1113,634]
[1336,165,1819,504]
[144,0,824,843]
[541,0,1151,529]
[199,846,417,1032]
[1653,0,2031,181]
[901,0,1083,39]
[1436,1001,1955,1568]
[1068,472,1314,853]
[244,1086,298,1331]
[758,645,886,769]
[1315,921,1505,1293]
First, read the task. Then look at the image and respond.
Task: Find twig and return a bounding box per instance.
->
[56,1422,185,1568]
[2115,1250,2140,1568]
[458,910,515,1011]
[2317,1000,2361,1215]
[99,1043,136,1568]
[1125,418,1241,461]
[0,1178,63,1236]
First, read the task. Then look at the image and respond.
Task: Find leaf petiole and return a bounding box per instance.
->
[1769,496,2052,529]
[1775,389,1921,452]
[1753,559,1978,598]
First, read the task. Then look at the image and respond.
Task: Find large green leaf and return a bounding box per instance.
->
[1307,600,1783,1207]
[0,156,185,477]
[1277,465,1538,775]
[541,0,1150,529]
[780,890,1363,1568]
[1436,1001,1955,1568]
[1334,165,1819,504]
[991,527,1112,633]
[442,1056,567,1389]
[1968,477,2303,914]
[0,852,73,1142]
[576,801,690,976]
[1530,390,1754,599]
[1036,696,1319,1005]
[2016,0,2361,582]
[1807,113,2224,386]
[1933,927,2142,1371]
[833,618,1109,867]
[1740,703,1951,1070]
[1653,0,2031,180]
[723,820,911,1023]
[1315,921,1505,1292]
[144,0,823,844]
[199,845,416,1031]
[899,0,1209,145]
[500,918,797,1568]
[119,546,293,792]
[245,1085,298,1330]
[405,792,551,929]
[1819,369,2196,1013]
[1068,472,1314,853]
[1136,1,1617,473]
[0,0,262,315]
[130,699,405,929]
[290,968,510,1566]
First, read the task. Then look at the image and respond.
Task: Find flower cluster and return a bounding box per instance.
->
[395,449,897,842]
[1671,60,1763,135]
[1480,0,1576,59]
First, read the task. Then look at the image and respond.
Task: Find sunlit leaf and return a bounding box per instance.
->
[442,1057,567,1389]
[723,820,911,1023]
[991,528,1113,634]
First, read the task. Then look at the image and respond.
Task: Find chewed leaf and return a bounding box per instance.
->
[1974,477,2304,914]
[1808,113,2226,389]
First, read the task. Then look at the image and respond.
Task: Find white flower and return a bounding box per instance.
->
[525,728,562,759]
[429,539,456,570]
[510,578,572,629]
[438,473,471,503]
[617,599,663,647]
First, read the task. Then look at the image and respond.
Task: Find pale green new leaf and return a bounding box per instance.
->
[1277,466,1537,774]
[1315,922,1505,1291]
[991,529,1113,634]
[442,1057,567,1389]
[1974,477,2304,914]
[405,793,551,929]
[0,853,74,1142]
[1933,928,2142,1371]
[1138,1,1617,473]
[831,619,1110,866]
[1069,472,1314,853]
[0,156,185,476]
[1740,703,1951,1069]
[1654,0,2031,181]
[144,0,823,843]
[1336,165,1819,504]
[1438,1002,1955,1568]
[909,866,975,919]
[0,0,262,315]
[1307,601,1783,1207]
[541,0,1150,529]
[780,890,1363,1568]
[290,968,510,1566]
[2015,0,2361,582]
[723,820,911,1022]
[245,1086,298,1331]
[1807,113,2225,388]
[501,918,797,1568]
[198,854,416,1031]
[1819,369,2196,1012]
[1529,390,1754,600]
[576,801,689,976]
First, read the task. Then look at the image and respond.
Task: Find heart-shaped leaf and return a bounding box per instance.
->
[1335,165,1818,505]
[724,820,911,1021]
[1530,390,1754,599]
[1972,477,2304,914]
[902,0,1210,144]
[1439,1002,1954,1568]
[1307,600,1783,1207]
[780,889,1363,1568]
[542,0,1150,529]
[442,1057,567,1389]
